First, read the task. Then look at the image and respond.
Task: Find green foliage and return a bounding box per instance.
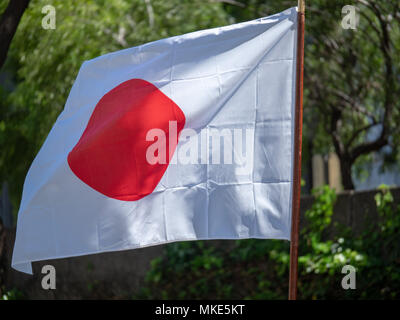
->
[360,184,400,299]
[1,288,24,300]
[137,186,400,299]
[141,241,228,299]
[305,186,336,235]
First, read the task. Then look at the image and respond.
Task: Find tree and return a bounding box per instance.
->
[226,0,400,190]
[305,0,400,189]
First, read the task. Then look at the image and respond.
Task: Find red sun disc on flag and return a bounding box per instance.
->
[67,79,185,201]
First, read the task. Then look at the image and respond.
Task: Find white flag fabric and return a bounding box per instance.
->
[12,7,298,274]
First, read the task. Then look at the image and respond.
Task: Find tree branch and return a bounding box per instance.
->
[329,89,378,122]
[0,0,31,70]
[346,122,378,149]
[349,0,396,161]
[210,0,245,7]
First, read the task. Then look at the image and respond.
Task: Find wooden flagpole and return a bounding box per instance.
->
[288,0,305,300]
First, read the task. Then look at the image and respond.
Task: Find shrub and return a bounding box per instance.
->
[136,185,400,299]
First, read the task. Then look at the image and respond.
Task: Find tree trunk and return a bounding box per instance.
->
[0,0,31,70]
[339,157,354,190]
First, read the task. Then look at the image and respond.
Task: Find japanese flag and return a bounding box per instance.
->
[12,7,298,274]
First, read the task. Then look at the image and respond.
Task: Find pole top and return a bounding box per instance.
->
[298,0,305,13]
